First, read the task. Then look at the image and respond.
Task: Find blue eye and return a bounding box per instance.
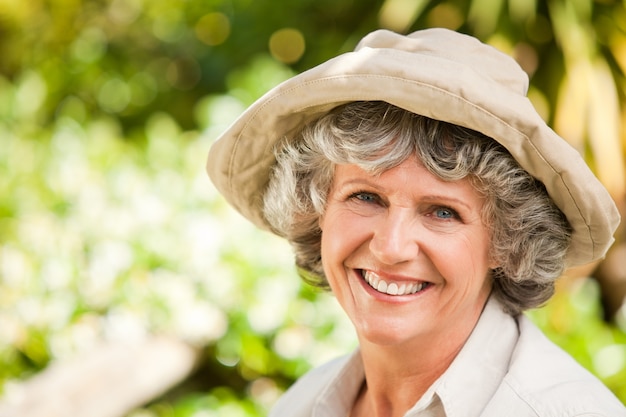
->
[435,207,456,219]
[350,192,379,203]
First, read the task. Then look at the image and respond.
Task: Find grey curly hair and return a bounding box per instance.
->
[263,101,572,315]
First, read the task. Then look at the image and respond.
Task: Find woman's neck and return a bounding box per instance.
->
[351,319,477,417]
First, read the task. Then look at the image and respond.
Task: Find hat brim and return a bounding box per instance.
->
[207,29,620,268]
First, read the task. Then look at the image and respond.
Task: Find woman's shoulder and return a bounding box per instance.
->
[268,352,361,417]
[483,315,625,417]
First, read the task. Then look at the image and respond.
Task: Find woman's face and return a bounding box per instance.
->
[319,155,494,347]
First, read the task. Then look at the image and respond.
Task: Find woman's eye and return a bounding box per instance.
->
[434,207,458,219]
[350,192,379,204]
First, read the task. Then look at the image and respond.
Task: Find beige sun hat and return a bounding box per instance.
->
[207,28,620,268]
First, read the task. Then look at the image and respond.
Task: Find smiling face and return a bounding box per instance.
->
[319,155,494,348]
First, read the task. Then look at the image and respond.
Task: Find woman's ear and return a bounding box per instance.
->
[488,252,500,271]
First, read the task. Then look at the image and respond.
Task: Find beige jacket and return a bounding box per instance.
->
[269,297,625,417]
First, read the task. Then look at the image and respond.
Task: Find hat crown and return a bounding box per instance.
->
[355,28,529,96]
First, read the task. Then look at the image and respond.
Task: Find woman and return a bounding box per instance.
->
[207,29,624,416]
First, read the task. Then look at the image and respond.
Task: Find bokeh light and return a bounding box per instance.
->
[269,28,305,64]
[195,12,231,46]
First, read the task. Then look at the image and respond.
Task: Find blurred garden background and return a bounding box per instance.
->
[0,0,625,416]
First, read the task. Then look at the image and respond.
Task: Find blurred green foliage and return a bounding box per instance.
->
[1,0,625,415]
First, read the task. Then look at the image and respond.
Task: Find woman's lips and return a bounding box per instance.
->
[360,270,430,296]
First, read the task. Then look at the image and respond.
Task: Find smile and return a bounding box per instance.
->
[361,270,430,296]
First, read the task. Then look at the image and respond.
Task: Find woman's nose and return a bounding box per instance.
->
[369,209,419,265]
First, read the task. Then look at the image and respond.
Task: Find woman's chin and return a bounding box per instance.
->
[352,316,431,348]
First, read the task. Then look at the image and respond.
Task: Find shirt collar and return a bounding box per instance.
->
[313,350,364,417]
[426,296,519,417]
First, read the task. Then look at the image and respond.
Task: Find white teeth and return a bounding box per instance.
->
[362,271,427,296]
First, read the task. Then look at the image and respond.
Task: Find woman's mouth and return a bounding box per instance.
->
[360,270,430,296]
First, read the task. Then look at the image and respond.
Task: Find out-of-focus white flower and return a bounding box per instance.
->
[172,301,227,345]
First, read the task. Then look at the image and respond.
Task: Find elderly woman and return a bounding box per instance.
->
[207,29,624,416]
